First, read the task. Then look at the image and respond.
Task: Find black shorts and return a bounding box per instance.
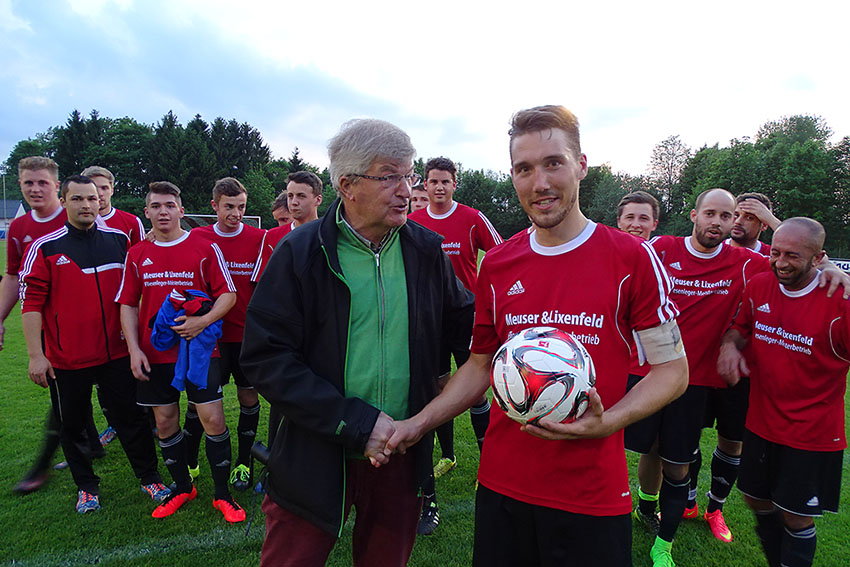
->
[439,340,471,377]
[473,484,632,567]
[136,359,224,406]
[738,429,842,517]
[624,378,705,465]
[218,342,252,389]
[702,379,749,442]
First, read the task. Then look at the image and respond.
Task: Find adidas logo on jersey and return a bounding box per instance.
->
[56,255,71,266]
[757,303,771,313]
[807,496,819,507]
[23,235,33,243]
[507,280,525,296]
[142,258,154,266]
[669,262,682,270]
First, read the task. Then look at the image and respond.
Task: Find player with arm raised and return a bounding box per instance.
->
[191,177,264,492]
[718,218,849,567]
[727,192,779,255]
[389,105,689,567]
[116,181,244,522]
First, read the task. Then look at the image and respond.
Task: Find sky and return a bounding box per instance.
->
[2,0,849,178]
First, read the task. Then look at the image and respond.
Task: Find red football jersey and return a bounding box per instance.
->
[5,206,67,276]
[725,238,771,257]
[650,236,769,388]
[193,223,264,342]
[98,208,146,246]
[732,271,850,451]
[251,223,294,282]
[472,222,678,516]
[408,202,503,291]
[115,231,236,364]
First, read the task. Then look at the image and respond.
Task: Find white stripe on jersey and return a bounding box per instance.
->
[114,258,139,302]
[489,283,496,327]
[477,211,503,244]
[250,231,268,282]
[641,240,679,323]
[615,275,632,352]
[135,216,146,240]
[19,226,68,280]
[829,317,850,364]
[81,263,125,274]
[211,242,237,292]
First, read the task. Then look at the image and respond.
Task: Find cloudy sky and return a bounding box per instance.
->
[2,0,848,177]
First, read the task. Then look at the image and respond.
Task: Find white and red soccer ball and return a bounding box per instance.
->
[491,327,596,425]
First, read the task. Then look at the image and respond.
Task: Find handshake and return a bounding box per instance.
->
[364,412,425,467]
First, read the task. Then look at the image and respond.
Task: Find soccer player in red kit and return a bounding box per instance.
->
[409,184,429,212]
[388,105,689,567]
[271,191,292,227]
[192,178,264,491]
[718,218,849,567]
[116,181,245,522]
[251,171,323,281]
[408,156,503,534]
[2,157,99,494]
[82,165,146,246]
[727,192,778,256]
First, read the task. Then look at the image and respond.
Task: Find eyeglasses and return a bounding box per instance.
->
[353,172,422,188]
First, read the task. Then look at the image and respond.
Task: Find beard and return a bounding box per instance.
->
[525,191,576,230]
[694,225,728,249]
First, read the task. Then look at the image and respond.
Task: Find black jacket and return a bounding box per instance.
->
[241,199,475,535]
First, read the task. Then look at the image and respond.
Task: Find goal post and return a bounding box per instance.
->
[181,213,263,230]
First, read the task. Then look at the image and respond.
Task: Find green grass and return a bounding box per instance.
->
[2,242,850,566]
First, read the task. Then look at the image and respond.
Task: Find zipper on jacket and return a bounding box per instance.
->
[375,251,386,410]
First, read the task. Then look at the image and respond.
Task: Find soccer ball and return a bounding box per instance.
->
[490,327,596,425]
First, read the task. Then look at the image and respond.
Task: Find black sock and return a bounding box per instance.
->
[754,508,783,567]
[435,420,454,461]
[206,428,232,500]
[658,472,689,542]
[182,406,203,469]
[707,447,740,513]
[687,448,701,507]
[781,524,817,567]
[470,399,491,451]
[159,430,191,494]
[237,403,260,467]
[421,473,436,503]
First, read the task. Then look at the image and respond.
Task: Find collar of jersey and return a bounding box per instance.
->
[100,208,117,221]
[427,201,457,220]
[153,230,190,247]
[213,222,243,237]
[685,236,724,259]
[31,205,63,223]
[780,270,821,298]
[529,220,596,256]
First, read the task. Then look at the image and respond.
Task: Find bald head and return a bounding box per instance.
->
[694,188,735,211]
[770,217,826,290]
[774,217,825,254]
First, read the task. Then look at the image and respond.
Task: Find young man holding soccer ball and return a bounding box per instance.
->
[388,105,689,566]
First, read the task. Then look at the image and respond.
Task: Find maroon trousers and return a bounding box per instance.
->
[260,452,422,567]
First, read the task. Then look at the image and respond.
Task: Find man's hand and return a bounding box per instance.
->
[818,266,850,300]
[365,412,396,467]
[171,315,210,340]
[386,417,426,456]
[28,353,55,388]
[521,388,615,441]
[736,199,780,230]
[129,349,151,381]
[717,341,748,386]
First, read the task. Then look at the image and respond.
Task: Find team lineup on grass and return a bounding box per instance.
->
[2,105,850,567]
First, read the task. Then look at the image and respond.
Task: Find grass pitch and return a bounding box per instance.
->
[2,244,849,566]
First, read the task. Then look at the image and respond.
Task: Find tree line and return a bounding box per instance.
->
[4,110,848,255]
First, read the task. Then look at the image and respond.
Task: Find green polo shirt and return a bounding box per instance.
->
[335,206,411,421]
